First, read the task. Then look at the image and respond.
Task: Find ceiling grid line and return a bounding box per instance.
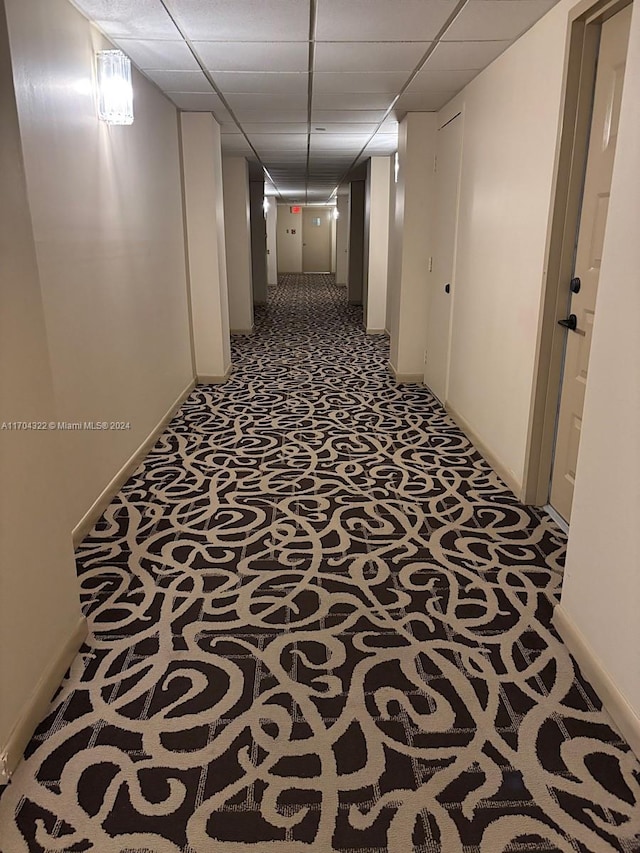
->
[330,0,470,196]
[305,0,318,205]
[70,0,564,204]
[159,0,285,199]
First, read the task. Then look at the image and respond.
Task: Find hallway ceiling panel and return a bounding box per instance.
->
[193,41,309,72]
[144,69,213,92]
[426,39,513,70]
[444,0,559,40]
[70,0,563,204]
[212,72,309,95]
[314,72,409,94]
[113,38,199,70]
[314,41,431,73]
[315,0,460,41]
[166,0,310,41]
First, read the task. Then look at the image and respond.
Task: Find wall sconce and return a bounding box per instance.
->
[333,208,339,220]
[263,198,270,216]
[96,50,134,125]
[394,151,400,184]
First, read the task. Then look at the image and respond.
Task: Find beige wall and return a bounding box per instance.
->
[335,191,349,285]
[265,200,278,285]
[389,113,437,377]
[222,156,254,331]
[276,205,303,272]
[440,0,574,487]
[6,0,194,532]
[181,113,232,377]
[331,210,337,273]
[365,156,392,333]
[0,0,82,777]
[249,180,268,305]
[347,180,366,304]
[560,1,640,728]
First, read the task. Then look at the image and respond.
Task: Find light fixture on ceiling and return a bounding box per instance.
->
[96,50,134,125]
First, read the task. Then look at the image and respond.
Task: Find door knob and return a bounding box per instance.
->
[445,283,450,293]
[558,314,577,331]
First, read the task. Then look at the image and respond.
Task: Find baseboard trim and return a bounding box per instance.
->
[387,361,423,384]
[1,615,87,782]
[197,364,233,385]
[553,605,640,760]
[366,328,387,336]
[445,402,522,498]
[230,326,254,335]
[72,380,195,547]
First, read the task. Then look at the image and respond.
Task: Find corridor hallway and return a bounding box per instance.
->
[1,275,639,852]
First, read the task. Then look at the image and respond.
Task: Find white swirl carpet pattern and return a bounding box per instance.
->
[1,274,639,853]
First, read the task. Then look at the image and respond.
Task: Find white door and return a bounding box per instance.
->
[424,113,463,403]
[302,208,332,272]
[550,5,632,521]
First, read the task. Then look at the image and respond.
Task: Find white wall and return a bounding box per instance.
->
[441,0,574,487]
[366,156,392,333]
[560,1,640,735]
[276,205,302,272]
[181,114,232,375]
[249,179,268,305]
[336,191,349,285]
[0,0,83,778]
[331,210,337,273]
[389,113,437,376]
[265,200,278,285]
[5,0,195,531]
[222,156,254,332]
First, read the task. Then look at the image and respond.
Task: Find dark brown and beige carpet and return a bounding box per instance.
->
[1,274,639,853]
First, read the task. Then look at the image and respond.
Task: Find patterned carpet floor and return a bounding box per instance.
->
[1,274,639,853]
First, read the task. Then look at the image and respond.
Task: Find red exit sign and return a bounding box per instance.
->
[290,205,302,213]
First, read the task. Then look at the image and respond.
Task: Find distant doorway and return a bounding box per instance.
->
[302,208,332,272]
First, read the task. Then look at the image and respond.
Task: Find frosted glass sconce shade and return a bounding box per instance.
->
[96,50,133,125]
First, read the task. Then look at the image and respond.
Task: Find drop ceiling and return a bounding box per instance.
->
[71,0,560,203]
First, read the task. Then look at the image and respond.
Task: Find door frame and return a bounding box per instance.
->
[522,0,633,506]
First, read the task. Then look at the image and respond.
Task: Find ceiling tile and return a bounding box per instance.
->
[212,72,308,95]
[70,0,180,39]
[406,67,479,94]
[242,122,309,133]
[443,0,559,41]
[249,134,308,148]
[378,117,399,132]
[311,109,389,123]
[145,70,213,93]
[314,41,430,72]
[231,109,309,122]
[167,92,227,111]
[114,39,200,71]
[314,72,408,94]
[425,39,512,70]
[311,122,379,133]
[167,0,310,41]
[194,42,309,72]
[316,0,459,41]
[225,93,308,112]
[312,93,395,110]
[311,132,371,147]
